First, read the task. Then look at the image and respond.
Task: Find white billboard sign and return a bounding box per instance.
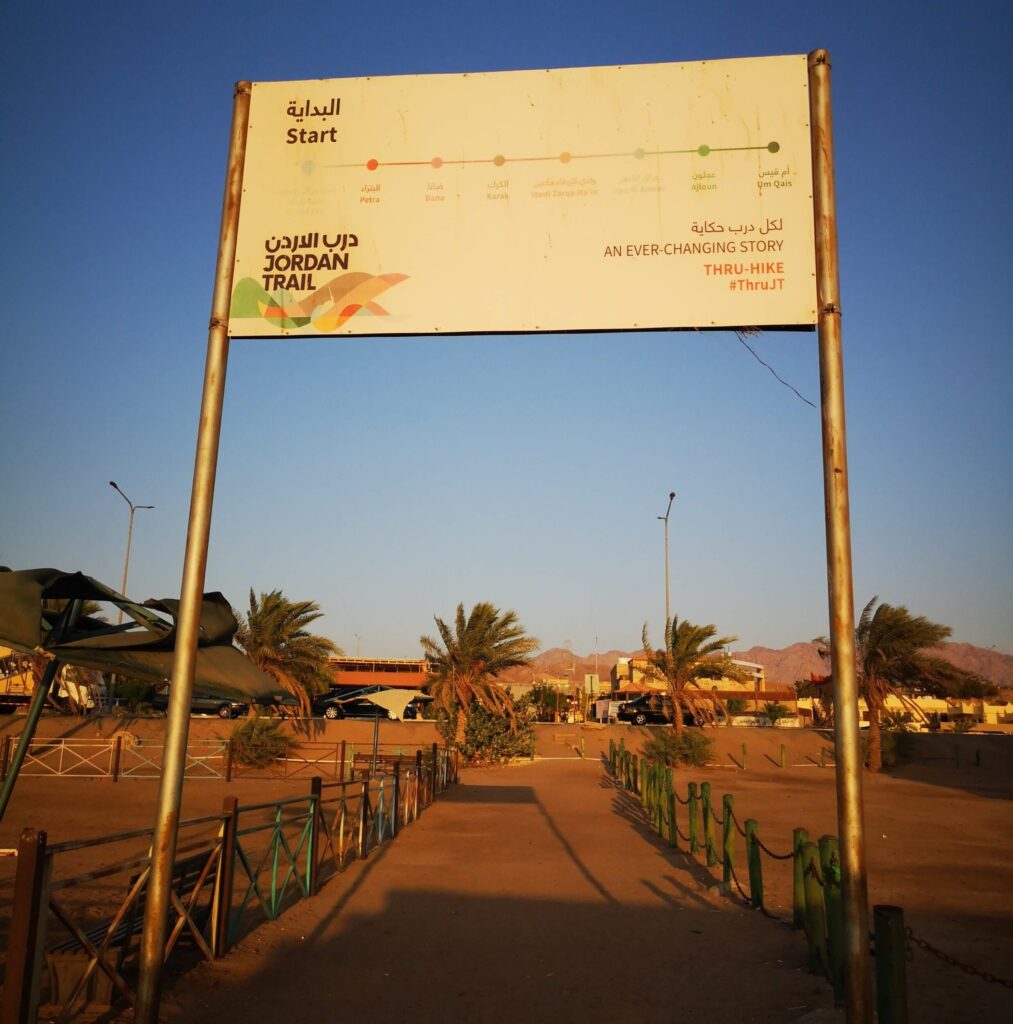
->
[229,56,816,337]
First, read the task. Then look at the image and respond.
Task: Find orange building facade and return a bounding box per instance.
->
[327,657,429,691]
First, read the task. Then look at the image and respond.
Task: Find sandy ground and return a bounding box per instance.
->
[0,723,1011,1022]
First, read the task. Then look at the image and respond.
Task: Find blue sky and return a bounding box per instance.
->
[2,1,1010,659]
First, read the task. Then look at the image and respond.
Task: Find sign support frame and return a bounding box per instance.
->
[133,80,251,1024]
[134,54,873,1023]
[808,48,872,1022]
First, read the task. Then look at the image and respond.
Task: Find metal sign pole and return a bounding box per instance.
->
[134,81,251,1024]
[808,49,872,1022]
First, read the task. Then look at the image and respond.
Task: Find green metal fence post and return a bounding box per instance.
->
[802,841,828,976]
[688,783,699,854]
[722,794,734,887]
[819,834,845,1005]
[741,741,748,771]
[270,804,283,916]
[358,778,369,858]
[780,743,786,769]
[639,757,647,805]
[392,761,400,838]
[792,827,809,930]
[701,782,716,867]
[308,777,322,896]
[656,766,665,837]
[874,905,909,1024]
[745,819,763,909]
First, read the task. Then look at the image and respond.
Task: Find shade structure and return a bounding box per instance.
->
[356,688,433,720]
[0,567,281,702]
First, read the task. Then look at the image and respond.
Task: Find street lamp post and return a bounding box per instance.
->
[658,491,676,628]
[109,481,154,624]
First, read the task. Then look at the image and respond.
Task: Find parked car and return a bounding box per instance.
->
[310,688,420,721]
[616,694,691,727]
[150,689,248,719]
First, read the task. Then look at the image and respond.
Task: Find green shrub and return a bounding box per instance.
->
[434,704,459,746]
[726,698,748,716]
[881,709,914,732]
[641,729,713,768]
[763,701,789,725]
[229,715,296,768]
[113,678,154,712]
[460,701,534,765]
[857,729,912,770]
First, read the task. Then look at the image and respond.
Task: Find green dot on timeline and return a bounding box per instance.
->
[633,147,645,160]
[697,145,710,157]
[768,141,780,153]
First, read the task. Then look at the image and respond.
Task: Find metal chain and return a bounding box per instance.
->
[725,859,788,922]
[804,859,825,887]
[753,833,794,861]
[727,859,752,904]
[729,807,747,838]
[906,927,1013,989]
[674,790,690,806]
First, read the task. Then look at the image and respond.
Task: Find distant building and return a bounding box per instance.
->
[327,657,428,691]
[609,658,655,694]
[607,656,766,697]
[797,684,1013,730]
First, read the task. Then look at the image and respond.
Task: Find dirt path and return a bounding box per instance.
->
[164,760,838,1024]
[2,734,1010,1022]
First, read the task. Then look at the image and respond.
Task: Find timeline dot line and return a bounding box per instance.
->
[330,142,779,172]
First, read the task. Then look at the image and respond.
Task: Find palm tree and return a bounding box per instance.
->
[641,617,741,735]
[420,602,539,743]
[234,589,341,718]
[817,597,965,772]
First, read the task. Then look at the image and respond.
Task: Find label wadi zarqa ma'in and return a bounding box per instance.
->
[228,56,818,338]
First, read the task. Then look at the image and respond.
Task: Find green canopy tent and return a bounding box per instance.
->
[0,567,282,820]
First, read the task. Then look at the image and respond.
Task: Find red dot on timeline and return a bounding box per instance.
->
[366,159,378,171]
[431,157,443,168]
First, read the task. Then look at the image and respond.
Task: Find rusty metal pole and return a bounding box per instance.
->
[808,49,872,1023]
[134,81,251,1024]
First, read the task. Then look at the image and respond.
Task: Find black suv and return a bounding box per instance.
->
[151,690,249,719]
[617,694,678,726]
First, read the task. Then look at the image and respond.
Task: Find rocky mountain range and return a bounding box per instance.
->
[498,641,1013,690]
